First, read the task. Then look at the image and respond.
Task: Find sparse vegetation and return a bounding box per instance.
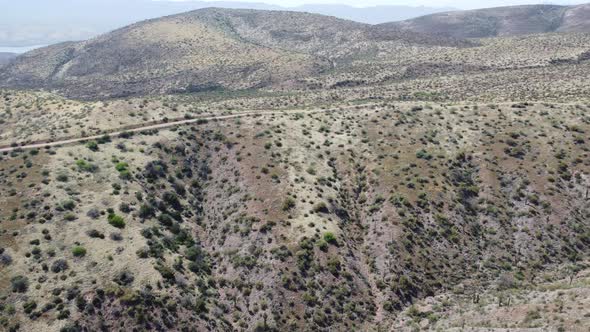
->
[0,7,589,332]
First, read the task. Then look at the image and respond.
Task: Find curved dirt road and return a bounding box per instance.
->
[0,109,320,153]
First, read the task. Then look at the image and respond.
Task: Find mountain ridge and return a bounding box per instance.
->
[0,0,453,47]
[389,3,590,38]
[0,8,468,99]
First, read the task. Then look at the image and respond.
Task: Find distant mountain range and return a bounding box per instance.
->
[0,0,454,47]
[390,4,590,38]
[4,4,590,99]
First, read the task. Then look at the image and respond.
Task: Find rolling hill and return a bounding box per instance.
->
[390,4,590,39]
[0,0,452,46]
[0,9,335,99]
[0,8,465,99]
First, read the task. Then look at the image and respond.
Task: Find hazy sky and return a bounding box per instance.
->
[182,0,588,9]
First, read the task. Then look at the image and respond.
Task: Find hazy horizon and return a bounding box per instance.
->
[2,0,589,48]
[163,0,587,9]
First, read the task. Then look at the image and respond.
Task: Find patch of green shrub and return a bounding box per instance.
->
[323,232,337,245]
[108,214,125,228]
[72,246,87,257]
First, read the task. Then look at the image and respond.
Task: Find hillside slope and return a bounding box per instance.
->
[0,9,338,99]
[0,94,588,331]
[389,4,590,39]
[0,8,467,99]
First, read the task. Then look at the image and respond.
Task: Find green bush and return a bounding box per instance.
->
[108,214,126,228]
[323,232,337,245]
[75,160,98,172]
[113,162,131,179]
[72,246,87,257]
[86,141,99,151]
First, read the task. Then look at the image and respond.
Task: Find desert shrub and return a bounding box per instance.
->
[282,197,296,211]
[136,248,149,259]
[60,321,84,332]
[458,185,479,200]
[313,202,329,213]
[172,181,186,196]
[317,239,328,251]
[97,134,111,144]
[72,246,87,257]
[155,263,175,280]
[270,245,292,261]
[296,249,313,272]
[86,229,105,239]
[51,259,69,273]
[157,213,174,227]
[115,162,131,179]
[504,146,526,158]
[110,232,123,241]
[119,203,131,213]
[59,200,76,211]
[326,257,341,275]
[138,203,155,219]
[497,273,517,290]
[163,192,182,210]
[56,174,69,182]
[231,254,257,269]
[107,214,125,228]
[57,309,70,319]
[86,208,100,219]
[323,232,337,245]
[416,149,432,160]
[0,252,12,266]
[185,246,211,275]
[23,300,37,314]
[86,141,99,151]
[75,160,98,172]
[119,169,132,180]
[114,270,135,286]
[144,160,168,181]
[11,275,29,293]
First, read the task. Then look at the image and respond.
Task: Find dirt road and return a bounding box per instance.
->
[0,109,318,153]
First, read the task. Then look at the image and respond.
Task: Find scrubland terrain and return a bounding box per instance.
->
[1,99,588,331]
[0,5,589,332]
